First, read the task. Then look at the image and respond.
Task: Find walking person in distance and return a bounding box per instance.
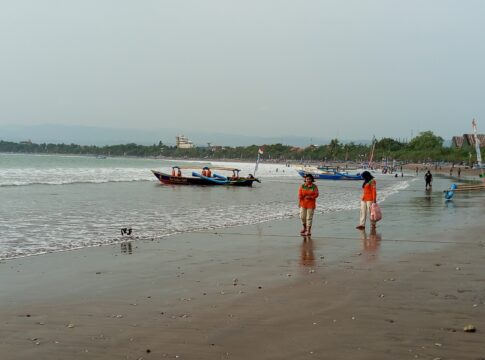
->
[298,174,319,236]
[425,170,433,190]
[356,171,377,230]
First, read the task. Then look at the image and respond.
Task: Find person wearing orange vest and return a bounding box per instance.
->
[201,167,212,177]
[356,171,377,230]
[298,174,319,236]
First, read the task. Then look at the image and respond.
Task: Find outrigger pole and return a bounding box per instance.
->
[472,118,484,179]
[254,147,263,176]
[445,119,484,199]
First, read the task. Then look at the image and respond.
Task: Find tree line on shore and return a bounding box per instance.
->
[0,131,481,164]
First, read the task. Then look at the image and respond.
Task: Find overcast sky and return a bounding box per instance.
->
[1,0,484,140]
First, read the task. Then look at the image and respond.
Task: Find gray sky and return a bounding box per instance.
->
[1,0,485,140]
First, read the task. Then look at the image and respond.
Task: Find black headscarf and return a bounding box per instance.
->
[305,174,315,182]
[361,171,374,188]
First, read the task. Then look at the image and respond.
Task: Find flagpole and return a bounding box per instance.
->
[254,153,259,176]
[254,147,263,176]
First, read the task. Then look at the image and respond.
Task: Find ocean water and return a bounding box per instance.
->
[0,153,417,260]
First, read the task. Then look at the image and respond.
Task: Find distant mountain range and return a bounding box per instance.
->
[0,124,373,147]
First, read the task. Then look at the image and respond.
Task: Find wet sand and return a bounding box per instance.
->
[1,188,485,359]
[403,163,484,179]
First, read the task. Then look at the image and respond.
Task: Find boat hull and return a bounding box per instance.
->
[152,171,259,187]
[297,170,362,181]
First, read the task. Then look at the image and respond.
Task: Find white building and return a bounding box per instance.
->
[176,135,194,149]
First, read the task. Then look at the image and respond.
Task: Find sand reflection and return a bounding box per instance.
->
[299,236,316,268]
[120,241,133,255]
[359,229,381,261]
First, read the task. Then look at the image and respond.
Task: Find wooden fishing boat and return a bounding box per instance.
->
[444,182,485,200]
[151,167,260,187]
[445,119,485,199]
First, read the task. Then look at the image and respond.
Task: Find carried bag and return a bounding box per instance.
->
[370,203,382,222]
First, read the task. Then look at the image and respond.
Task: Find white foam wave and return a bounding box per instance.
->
[0,160,298,187]
[0,167,156,186]
[0,178,414,260]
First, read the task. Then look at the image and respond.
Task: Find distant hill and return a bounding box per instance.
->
[0,123,371,147]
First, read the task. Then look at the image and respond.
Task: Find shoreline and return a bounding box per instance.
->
[1,178,484,359]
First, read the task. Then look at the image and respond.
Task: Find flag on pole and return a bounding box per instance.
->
[254,147,264,175]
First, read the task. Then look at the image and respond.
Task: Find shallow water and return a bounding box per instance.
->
[1,153,479,260]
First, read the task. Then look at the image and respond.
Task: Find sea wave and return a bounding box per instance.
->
[0,163,299,186]
[0,168,156,186]
[0,178,413,260]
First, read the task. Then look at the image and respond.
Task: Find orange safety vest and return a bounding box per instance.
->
[298,183,319,209]
[362,179,377,202]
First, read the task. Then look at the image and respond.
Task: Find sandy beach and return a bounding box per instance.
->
[1,176,485,360]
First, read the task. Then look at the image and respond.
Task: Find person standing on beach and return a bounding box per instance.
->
[425,170,433,190]
[298,174,319,236]
[356,171,377,230]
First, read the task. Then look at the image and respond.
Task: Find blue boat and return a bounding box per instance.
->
[297,170,362,181]
[444,183,457,200]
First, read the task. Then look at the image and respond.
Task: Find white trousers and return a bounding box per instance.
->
[300,208,315,227]
[359,201,375,227]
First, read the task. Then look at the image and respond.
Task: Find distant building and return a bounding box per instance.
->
[451,136,464,148]
[452,134,485,149]
[176,135,194,149]
[208,145,223,152]
[20,139,32,145]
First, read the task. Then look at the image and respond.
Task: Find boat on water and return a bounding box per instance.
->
[151,167,261,187]
[445,119,485,199]
[297,169,362,181]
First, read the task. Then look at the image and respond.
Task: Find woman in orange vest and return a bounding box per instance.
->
[356,171,377,230]
[201,167,212,177]
[298,174,319,236]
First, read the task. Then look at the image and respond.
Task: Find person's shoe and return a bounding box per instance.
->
[306,226,312,236]
[300,227,307,235]
[355,225,365,230]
